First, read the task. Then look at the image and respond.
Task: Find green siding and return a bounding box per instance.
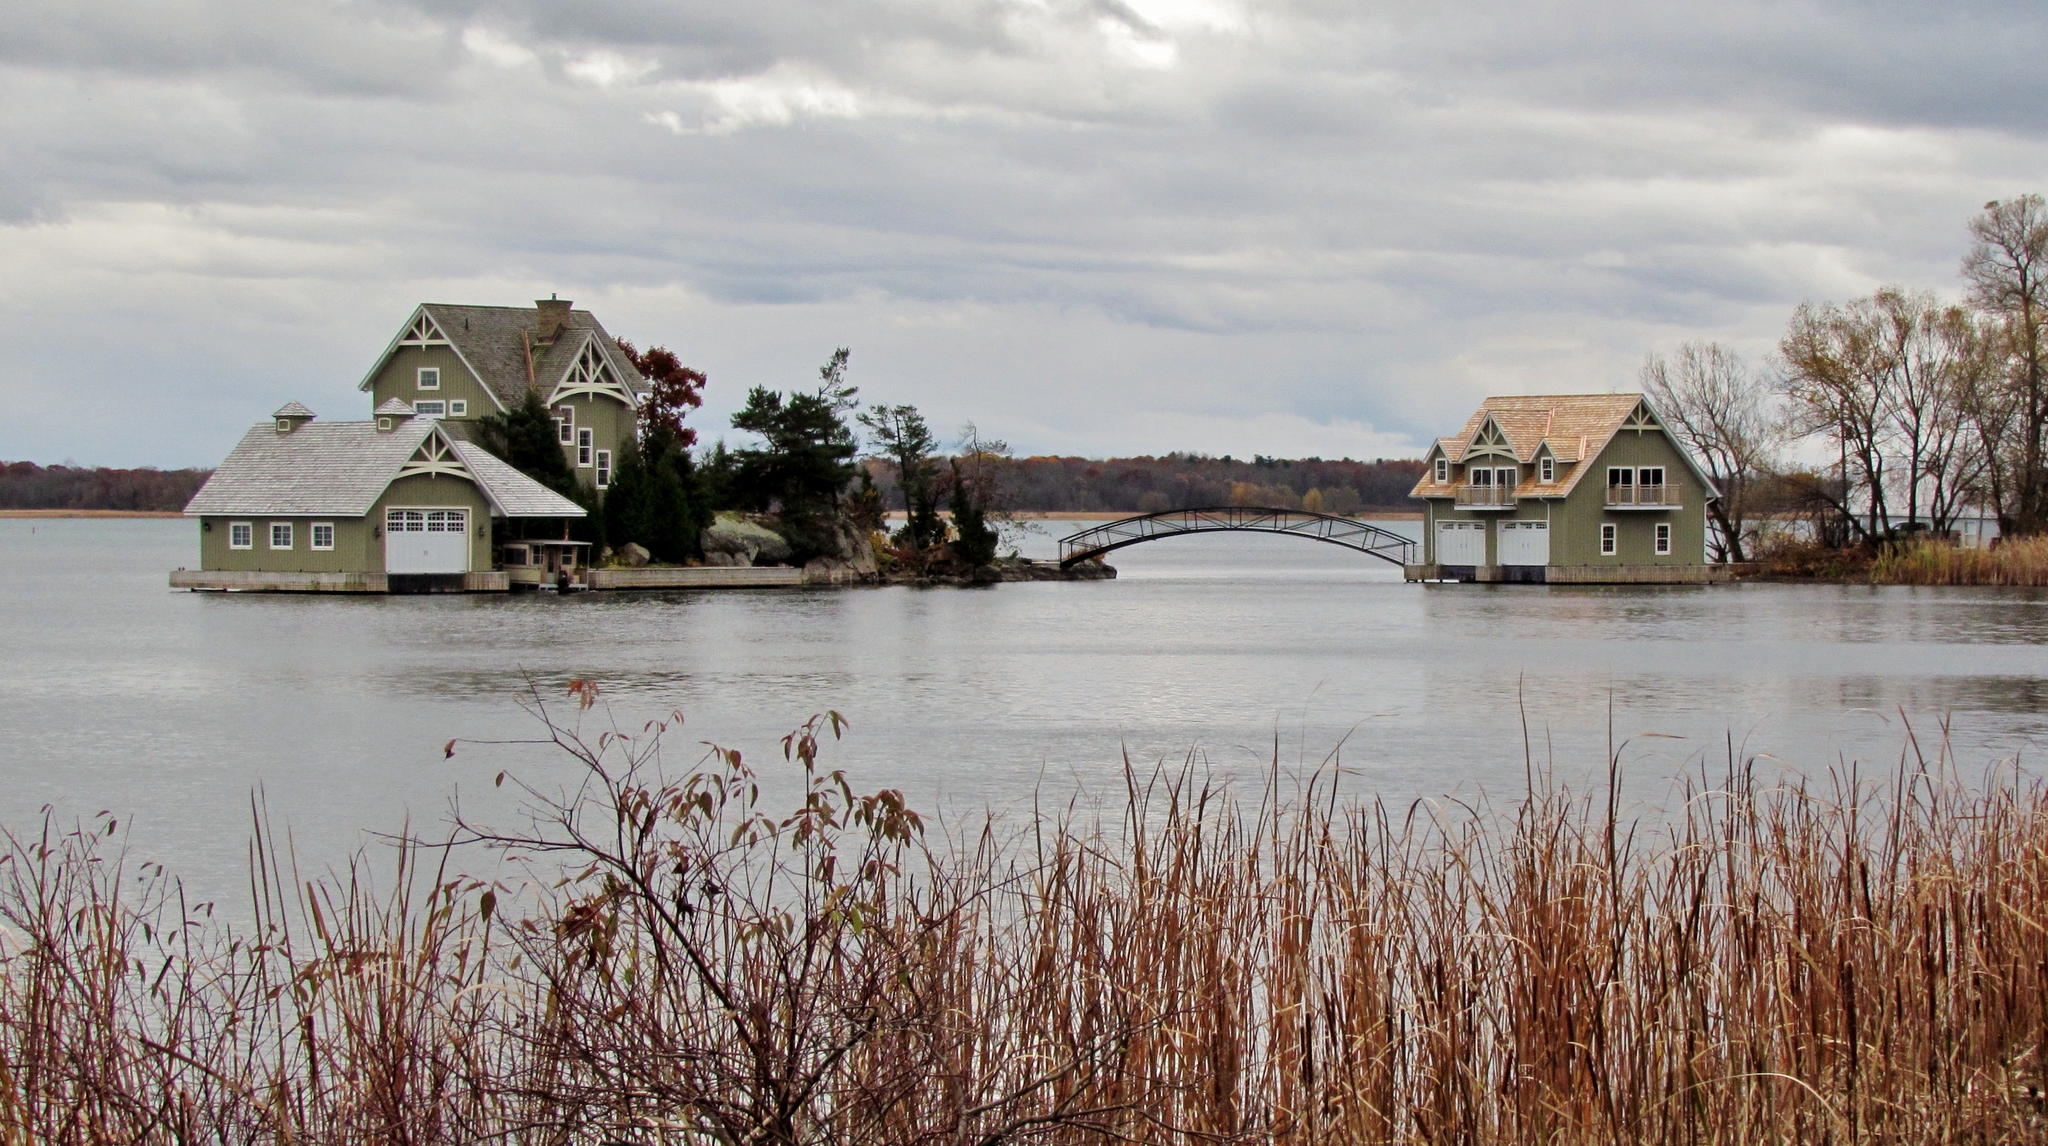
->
[549,392,636,496]
[197,515,377,573]
[1419,428,1709,567]
[366,345,498,423]
[196,474,493,574]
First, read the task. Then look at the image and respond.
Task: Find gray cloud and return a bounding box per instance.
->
[3,0,2045,466]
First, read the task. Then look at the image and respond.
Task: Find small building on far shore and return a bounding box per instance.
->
[174,402,585,593]
[1405,393,1732,585]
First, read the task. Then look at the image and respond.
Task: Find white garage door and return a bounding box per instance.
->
[385,508,470,574]
[1498,520,1550,566]
[1436,520,1485,564]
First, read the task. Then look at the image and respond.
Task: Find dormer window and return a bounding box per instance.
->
[277,418,292,433]
[1434,458,1448,483]
[418,368,441,390]
[1539,456,1554,483]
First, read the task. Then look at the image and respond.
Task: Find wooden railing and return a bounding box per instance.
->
[1605,483,1679,507]
[1455,485,1516,508]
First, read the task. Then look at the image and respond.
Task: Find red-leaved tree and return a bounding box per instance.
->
[617,338,707,447]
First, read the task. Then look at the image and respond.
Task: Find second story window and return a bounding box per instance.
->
[1434,458,1448,483]
[556,406,575,444]
[1539,456,1554,483]
[596,450,612,489]
[577,428,594,467]
[413,400,446,418]
[418,367,440,390]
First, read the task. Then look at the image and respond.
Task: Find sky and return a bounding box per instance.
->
[4,0,2044,469]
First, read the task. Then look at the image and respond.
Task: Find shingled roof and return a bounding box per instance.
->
[183,419,585,519]
[1410,393,1717,501]
[357,302,647,411]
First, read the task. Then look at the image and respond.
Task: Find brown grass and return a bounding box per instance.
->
[4,689,2047,1144]
[1871,535,2048,586]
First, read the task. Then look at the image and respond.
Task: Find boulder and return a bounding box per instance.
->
[701,513,792,566]
[618,542,652,568]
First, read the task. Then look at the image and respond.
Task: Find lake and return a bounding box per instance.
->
[4,516,2046,901]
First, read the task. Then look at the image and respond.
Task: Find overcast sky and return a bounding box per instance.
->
[5,0,2044,468]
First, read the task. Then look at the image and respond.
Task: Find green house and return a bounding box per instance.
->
[1405,394,1728,584]
[176,402,586,592]
[355,298,646,495]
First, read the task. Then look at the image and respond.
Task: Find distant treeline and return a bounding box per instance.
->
[0,461,212,512]
[865,453,1425,515]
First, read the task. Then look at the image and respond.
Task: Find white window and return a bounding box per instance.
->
[418,367,440,390]
[269,522,293,550]
[413,400,446,418]
[577,428,594,467]
[1539,456,1554,483]
[377,417,393,431]
[276,418,292,433]
[229,521,252,550]
[1655,523,1672,555]
[387,509,424,532]
[557,406,575,444]
[448,400,467,417]
[311,522,335,551]
[1434,458,1448,483]
[1495,466,1515,489]
[595,449,612,489]
[1607,466,1634,488]
[1638,466,1666,487]
[1600,523,1617,556]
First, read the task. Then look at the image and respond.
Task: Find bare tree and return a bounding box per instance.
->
[1779,299,1894,543]
[1640,342,1781,562]
[1962,195,2048,535]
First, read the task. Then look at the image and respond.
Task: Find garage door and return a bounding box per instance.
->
[385,508,470,573]
[1498,520,1550,566]
[1436,520,1485,564]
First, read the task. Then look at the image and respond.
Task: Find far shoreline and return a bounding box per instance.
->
[2,509,185,519]
[9,507,1427,523]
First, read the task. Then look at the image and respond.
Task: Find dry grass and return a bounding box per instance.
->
[5,690,2048,1144]
[1871,535,2048,586]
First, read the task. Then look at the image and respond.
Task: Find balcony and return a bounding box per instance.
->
[1605,482,1680,509]
[1454,484,1517,509]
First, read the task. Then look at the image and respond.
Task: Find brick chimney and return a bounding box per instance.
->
[535,295,572,342]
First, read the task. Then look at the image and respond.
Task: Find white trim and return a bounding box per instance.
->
[417,366,441,390]
[412,399,447,418]
[577,427,594,467]
[1600,522,1617,556]
[377,417,393,431]
[396,431,474,481]
[269,521,293,550]
[1538,456,1554,483]
[276,418,292,433]
[449,399,467,417]
[595,449,612,489]
[1655,523,1672,555]
[229,521,253,550]
[1433,457,1448,483]
[1607,465,1635,488]
[556,406,574,444]
[354,305,505,414]
[311,522,335,551]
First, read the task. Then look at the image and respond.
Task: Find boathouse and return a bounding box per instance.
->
[173,402,586,593]
[1405,393,1731,584]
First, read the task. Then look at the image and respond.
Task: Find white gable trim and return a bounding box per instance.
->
[1601,398,1723,500]
[354,305,507,413]
[544,332,639,408]
[373,424,511,518]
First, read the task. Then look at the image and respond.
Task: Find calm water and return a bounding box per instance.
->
[4,517,2047,899]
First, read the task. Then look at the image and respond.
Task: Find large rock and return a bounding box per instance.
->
[700,513,793,567]
[618,542,652,568]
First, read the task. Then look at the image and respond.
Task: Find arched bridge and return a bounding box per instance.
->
[1059,507,1417,568]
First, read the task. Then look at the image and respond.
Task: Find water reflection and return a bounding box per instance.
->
[4,517,2047,904]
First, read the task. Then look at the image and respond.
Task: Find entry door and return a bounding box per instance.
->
[385,508,470,573]
[1498,520,1550,566]
[1436,520,1485,564]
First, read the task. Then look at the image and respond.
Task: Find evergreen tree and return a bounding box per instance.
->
[728,349,860,517]
[474,391,577,497]
[605,425,710,563]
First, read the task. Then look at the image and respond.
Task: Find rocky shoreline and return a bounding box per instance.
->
[601,511,1116,587]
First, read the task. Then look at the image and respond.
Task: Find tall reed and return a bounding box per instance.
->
[1870,534,2048,585]
[4,687,2046,1143]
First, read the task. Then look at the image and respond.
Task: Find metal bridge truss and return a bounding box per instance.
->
[1058,507,1417,568]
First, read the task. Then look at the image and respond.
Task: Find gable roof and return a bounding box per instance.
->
[356,302,648,411]
[183,419,585,519]
[1410,393,1719,500]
